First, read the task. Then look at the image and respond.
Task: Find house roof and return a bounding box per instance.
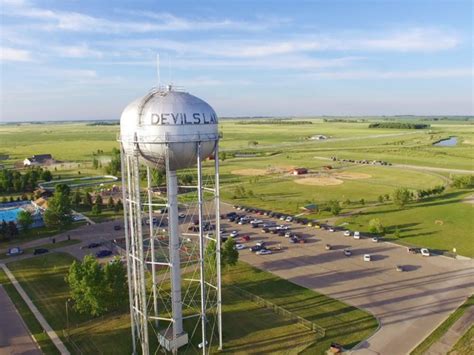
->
[26,154,53,163]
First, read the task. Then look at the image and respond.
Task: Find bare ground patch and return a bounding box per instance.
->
[463,195,474,204]
[294,177,344,186]
[333,172,372,180]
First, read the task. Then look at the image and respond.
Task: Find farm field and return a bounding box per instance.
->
[5,253,377,354]
[0,118,472,256]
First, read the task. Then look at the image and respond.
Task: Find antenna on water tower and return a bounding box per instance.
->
[156,54,161,89]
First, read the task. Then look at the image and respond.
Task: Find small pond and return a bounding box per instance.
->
[433,137,457,147]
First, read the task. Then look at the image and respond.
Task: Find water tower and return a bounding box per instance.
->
[119,85,222,354]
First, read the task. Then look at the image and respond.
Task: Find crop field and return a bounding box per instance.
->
[0,117,472,257]
[5,253,377,354]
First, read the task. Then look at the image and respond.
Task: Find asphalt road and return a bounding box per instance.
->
[221,205,474,355]
[0,286,41,355]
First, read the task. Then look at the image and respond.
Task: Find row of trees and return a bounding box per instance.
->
[0,221,19,241]
[368,122,430,129]
[0,167,52,193]
[451,175,474,189]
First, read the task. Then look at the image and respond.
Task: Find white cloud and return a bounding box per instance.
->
[52,44,103,58]
[306,68,473,80]
[0,47,32,62]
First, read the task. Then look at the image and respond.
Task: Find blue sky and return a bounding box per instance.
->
[0,0,472,121]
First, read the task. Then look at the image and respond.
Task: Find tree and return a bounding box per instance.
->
[104,258,128,310]
[44,184,72,230]
[41,170,53,182]
[73,190,82,206]
[67,255,108,316]
[368,218,385,235]
[328,200,341,216]
[114,199,123,212]
[393,187,411,208]
[6,221,19,239]
[394,226,400,239]
[451,175,474,189]
[95,194,103,206]
[359,198,365,206]
[17,210,33,232]
[151,169,164,186]
[91,204,102,215]
[107,196,114,209]
[83,192,93,207]
[0,220,8,241]
[384,194,390,201]
[222,238,239,267]
[92,158,99,169]
[378,195,384,203]
[105,148,121,176]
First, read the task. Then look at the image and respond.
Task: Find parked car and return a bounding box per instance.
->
[363,254,372,262]
[249,245,263,252]
[114,225,121,231]
[284,231,293,238]
[33,248,49,255]
[421,248,431,256]
[235,244,245,250]
[178,213,186,219]
[82,242,101,249]
[279,215,287,221]
[256,249,272,255]
[371,237,379,243]
[6,247,24,256]
[407,247,421,254]
[230,231,239,238]
[277,230,285,237]
[396,265,405,272]
[325,244,332,250]
[285,216,293,222]
[240,235,250,242]
[328,227,335,232]
[343,230,351,237]
[96,250,113,258]
[343,249,352,256]
[353,231,361,239]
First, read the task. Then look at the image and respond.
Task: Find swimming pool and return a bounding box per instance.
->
[0,207,24,223]
[0,201,44,228]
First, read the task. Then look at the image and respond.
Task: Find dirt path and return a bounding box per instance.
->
[425,305,474,355]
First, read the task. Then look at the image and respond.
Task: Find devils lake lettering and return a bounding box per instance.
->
[150,113,217,125]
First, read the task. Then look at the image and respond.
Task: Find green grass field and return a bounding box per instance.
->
[337,190,474,257]
[6,253,377,354]
[0,118,472,256]
[448,325,474,355]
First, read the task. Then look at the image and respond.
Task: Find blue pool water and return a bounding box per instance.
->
[0,207,23,223]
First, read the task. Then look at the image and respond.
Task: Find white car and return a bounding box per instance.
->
[328,227,335,232]
[235,244,245,250]
[343,249,352,256]
[343,230,351,237]
[372,237,379,243]
[284,231,293,238]
[353,231,361,239]
[230,230,239,238]
[178,213,186,219]
[256,249,272,255]
[421,248,431,256]
[285,216,293,222]
[363,254,372,262]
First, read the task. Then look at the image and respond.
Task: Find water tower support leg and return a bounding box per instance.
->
[197,143,207,355]
[214,142,223,350]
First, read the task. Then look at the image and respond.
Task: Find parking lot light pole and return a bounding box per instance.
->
[65,298,71,337]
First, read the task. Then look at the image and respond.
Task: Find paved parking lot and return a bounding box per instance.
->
[220,204,474,355]
[0,286,41,355]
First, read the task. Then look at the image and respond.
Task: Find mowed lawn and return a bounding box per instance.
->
[338,190,474,257]
[220,164,446,214]
[7,253,377,354]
